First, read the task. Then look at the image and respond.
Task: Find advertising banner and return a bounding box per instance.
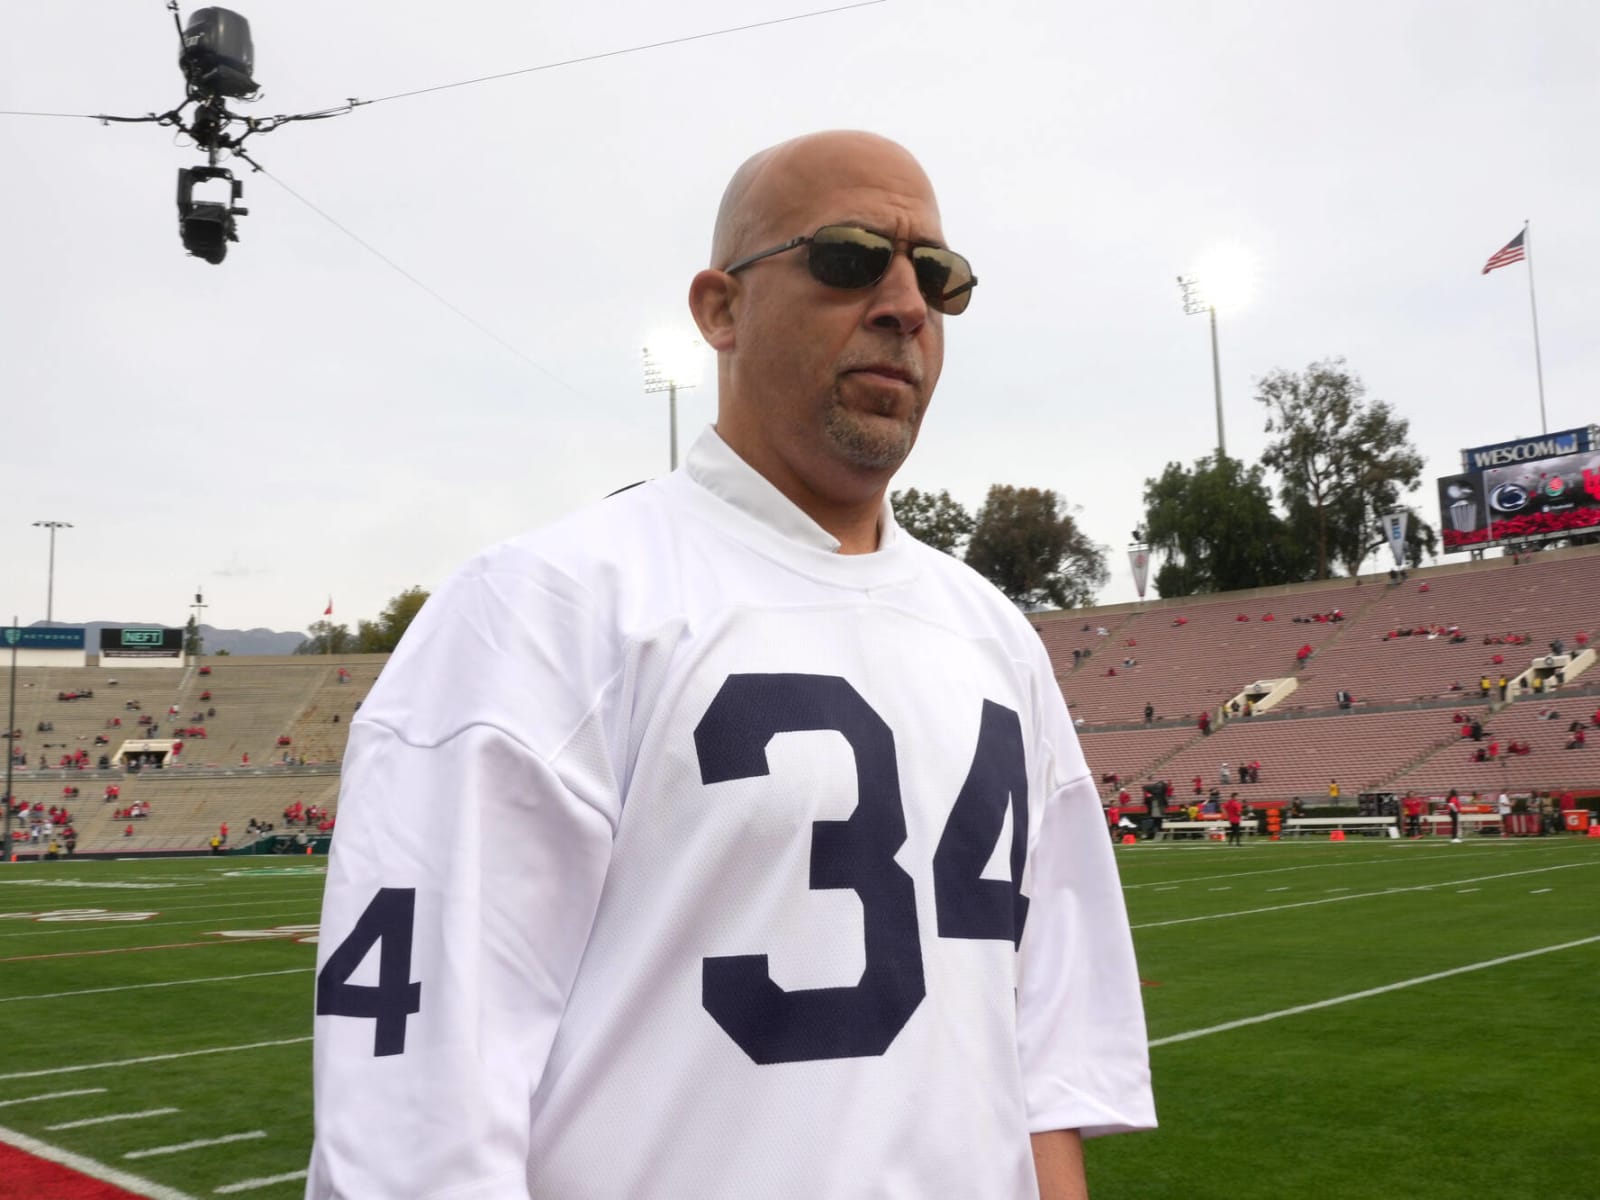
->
[1128,547,1151,599]
[1461,426,1598,473]
[1381,510,1409,567]
[2,627,87,651]
[1439,451,1600,549]
[100,627,184,658]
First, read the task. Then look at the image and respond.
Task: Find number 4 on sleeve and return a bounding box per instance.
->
[316,887,423,1057]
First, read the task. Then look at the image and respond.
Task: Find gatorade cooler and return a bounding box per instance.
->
[1564,809,1591,833]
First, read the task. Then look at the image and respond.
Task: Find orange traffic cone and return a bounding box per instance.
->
[1587,824,1600,838]
[1121,834,1137,845]
[305,844,314,855]
[1329,830,1346,842]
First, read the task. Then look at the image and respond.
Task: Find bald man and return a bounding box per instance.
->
[308,131,1154,1200]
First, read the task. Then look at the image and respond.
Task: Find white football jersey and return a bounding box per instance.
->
[307,428,1154,1200]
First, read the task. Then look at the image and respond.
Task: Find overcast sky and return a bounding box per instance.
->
[2,0,1594,636]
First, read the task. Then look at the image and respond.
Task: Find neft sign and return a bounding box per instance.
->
[1462,426,1598,472]
[100,627,184,658]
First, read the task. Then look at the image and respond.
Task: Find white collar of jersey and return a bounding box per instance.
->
[685,426,899,555]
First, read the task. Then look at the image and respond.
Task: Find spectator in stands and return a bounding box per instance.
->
[1498,675,1509,700]
[1192,776,1203,796]
[1219,762,1231,786]
[1229,700,1240,716]
[1197,710,1211,737]
[1469,719,1484,741]
[1242,700,1254,718]
[1144,702,1154,724]
[1480,675,1491,697]
[1335,689,1353,710]
[1223,793,1243,845]
[1328,780,1340,802]
[1296,644,1312,669]
[1567,727,1587,750]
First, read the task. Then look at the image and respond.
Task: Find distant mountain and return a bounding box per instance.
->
[32,621,306,656]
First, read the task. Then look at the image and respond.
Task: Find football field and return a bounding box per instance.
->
[0,838,1596,1199]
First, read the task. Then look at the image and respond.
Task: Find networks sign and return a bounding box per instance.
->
[2,627,88,651]
[100,627,184,658]
[1462,426,1598,472]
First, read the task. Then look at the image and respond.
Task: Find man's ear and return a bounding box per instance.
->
[689,269,737,352]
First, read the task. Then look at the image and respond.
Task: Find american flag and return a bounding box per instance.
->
[1481,229,1526,275]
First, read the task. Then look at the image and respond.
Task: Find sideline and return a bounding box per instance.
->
[0,1037,312,1083]
[1132,861,1594,930]
[1151,933,1600,1047]
[0,1121,197,1200]
[0,967,314,1005]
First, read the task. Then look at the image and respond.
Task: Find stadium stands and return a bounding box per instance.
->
[4,656,386,854]
[3,544,1597,857]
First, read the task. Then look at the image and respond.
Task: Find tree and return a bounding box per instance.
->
[1142,454,1315,597]
[184,614,203,657]
[964,485,1108,609]
[296,620,353,655]
[1257,359,1424,580]
[356,587,430,653]
[891,488,974,555]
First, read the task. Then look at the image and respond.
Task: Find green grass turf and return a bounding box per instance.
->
[1089,836,1600,1200]
[0,840,1596,1198]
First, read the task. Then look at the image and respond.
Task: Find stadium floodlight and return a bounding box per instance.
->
[643,336,703,472]
[31,521,73,624]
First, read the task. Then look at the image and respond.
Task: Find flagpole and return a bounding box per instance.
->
[1523,220,1548,434]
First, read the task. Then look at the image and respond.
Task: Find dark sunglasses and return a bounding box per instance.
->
[723,224,977,315]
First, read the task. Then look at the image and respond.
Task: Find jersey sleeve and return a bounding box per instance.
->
[307,553,623,1199]
[1015,666,1157,1138]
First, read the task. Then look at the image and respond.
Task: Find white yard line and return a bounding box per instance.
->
[0,1088,106,1109]
[1132,862,1594,931]
[1151,934,1600,1048]
[0,1037,311,1083]
[0,1120,199,1200]
[0,909,324,941]
[46,1107,179,1130]
[1531,888,1553,894]
[215,1169,310,1194]
[0,967,314,1005]
[1120,842,1574,890]
[126,1131,266,1159]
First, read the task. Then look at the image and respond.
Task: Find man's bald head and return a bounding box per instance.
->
[688,130,951,553]
[709,131,939,268]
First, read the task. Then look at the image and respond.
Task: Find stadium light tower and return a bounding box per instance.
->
[1177,245,1256,461]
[643,337,703,472]
[32,520,73,624]
[1176,277,1224,457]
[189,587,208,661]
